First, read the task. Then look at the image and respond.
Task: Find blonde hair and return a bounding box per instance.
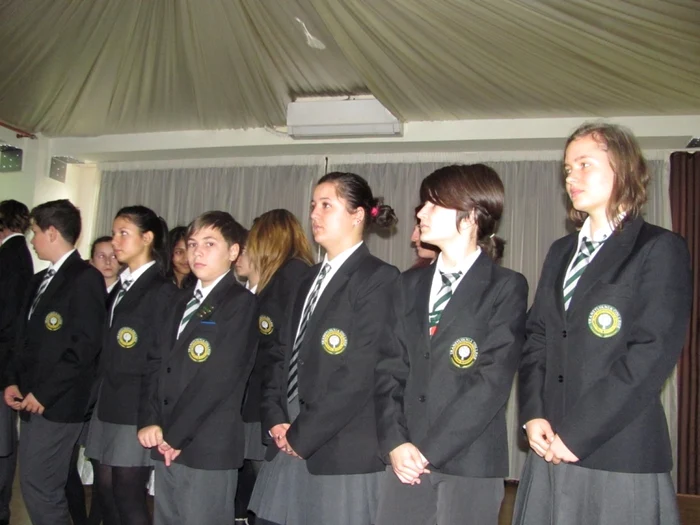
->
[247,209,314,293]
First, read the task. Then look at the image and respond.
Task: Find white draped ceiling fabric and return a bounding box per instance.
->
[0,0,698,137]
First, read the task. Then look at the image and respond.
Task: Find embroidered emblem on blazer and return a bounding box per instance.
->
[117,327,138,348]
[45,312,63,331]
[188,338,212,362]
[321,328,347,355]
[259,315,274,335]
[588,304,622,338]
[450,337,478,369]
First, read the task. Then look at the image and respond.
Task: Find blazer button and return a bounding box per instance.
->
[418,395,426,402]
[163,399,169,405]
[299,398,305,405]
[423,352,429,360]
[558,375,564,383]
[166,367,172,373]
[298,359,304,366]
[562,330,567,338]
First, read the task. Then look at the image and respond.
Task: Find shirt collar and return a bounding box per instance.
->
[578,214,624,244]
[195,270,231,302]
[1,232,24,245]
[120,260,157,286]
[49,249,77,274]
[435,247,482,276]
[322,241,364,272]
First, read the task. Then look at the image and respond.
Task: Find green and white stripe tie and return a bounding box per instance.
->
[563,237,602,310]
[428,271,461,337]
[177,289,203,339]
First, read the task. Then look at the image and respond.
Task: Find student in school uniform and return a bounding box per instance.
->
[84,205,176,525]
[3,199,106,525]
[374,164,528,525]
[513,123,692,525]
[0,200,33,525]
[65,234,121,525]
[138,211,258,525]
[237,209,314,524]
[250,172,400,525]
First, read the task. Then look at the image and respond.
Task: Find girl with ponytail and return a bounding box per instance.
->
[250,172,399,525]
[375,164,528,525]
[85,205,177,525]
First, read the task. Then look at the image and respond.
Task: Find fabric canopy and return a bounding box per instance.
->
[0,0,698,137]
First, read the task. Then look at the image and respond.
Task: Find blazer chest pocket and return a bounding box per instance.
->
[582,284,632,340]
[111,318,149,374]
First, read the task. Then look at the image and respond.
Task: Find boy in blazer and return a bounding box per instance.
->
[138,211,258,525]
[375,165,528,525]
[0,200,33,525]
[3,199,106,525]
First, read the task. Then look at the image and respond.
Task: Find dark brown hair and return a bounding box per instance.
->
[317,172,398,229]
[419,164,505,261]
[0,199,30,233]
[564,122,649,229]
[187,211,246,248]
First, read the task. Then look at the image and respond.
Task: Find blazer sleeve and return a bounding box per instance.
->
[4,276,36,388]
[164,293,259,450]
[374,275,412,456]
[32,268,106,409]
[557,233,692,460]
[0,250,32,380]
[517,247,557,426]
[286,264,399,459]
[419,272,528,468]
[138,284,178,430]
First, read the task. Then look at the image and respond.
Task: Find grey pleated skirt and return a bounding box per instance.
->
[248,398,385,525]
[84,405,153,468]
[244,421,267,461]
[512,452,680,525]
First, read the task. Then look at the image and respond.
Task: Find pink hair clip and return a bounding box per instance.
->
[370,206,379,217]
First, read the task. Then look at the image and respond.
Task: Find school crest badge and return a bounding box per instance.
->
[450,337,478,369]
[259,315,274,335]
[321,328,347,355]
[45,312,63,331]
[588,304,621,338]
[117,327,138,348]
[188,338,212,362]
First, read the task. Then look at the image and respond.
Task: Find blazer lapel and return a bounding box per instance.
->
[32,251,80,318]
[411,265,435,345]
[112,264,160,319]
[171,276,233,356]
[566,217,643,317]
[554,235,578,315]
[303,245,369,345]
[431,253,492,344]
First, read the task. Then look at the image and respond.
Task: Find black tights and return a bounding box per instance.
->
[65,445,103,525]
[97,463,151,525]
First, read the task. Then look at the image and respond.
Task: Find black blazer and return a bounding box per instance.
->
[375,252,528,478]
[261,244,399,475]
[6,251,106,422]
[96,264,176,425]
[242,258,311,423]
[139,274,258,470]
[0,235,33,388]
[518,217,692,473]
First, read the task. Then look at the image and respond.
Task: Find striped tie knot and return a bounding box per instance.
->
[110,278,135,326]
[429,270,462,336]
[28,268,57,318]
[563,236,603,310]
[177,289,203,338]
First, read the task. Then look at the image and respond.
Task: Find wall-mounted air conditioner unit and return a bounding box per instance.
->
[287,97,403,139]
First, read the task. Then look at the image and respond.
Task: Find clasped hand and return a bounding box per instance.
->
[524,418,579,464]
[389,442,430,485]
[137,425,181,466]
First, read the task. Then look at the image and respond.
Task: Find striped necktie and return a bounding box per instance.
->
[177,289,203,339]
[563,237,602,310]
[110,279,133,326]
[28,269,56,319]
[288,263,331,403]
[429,271,461,337]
